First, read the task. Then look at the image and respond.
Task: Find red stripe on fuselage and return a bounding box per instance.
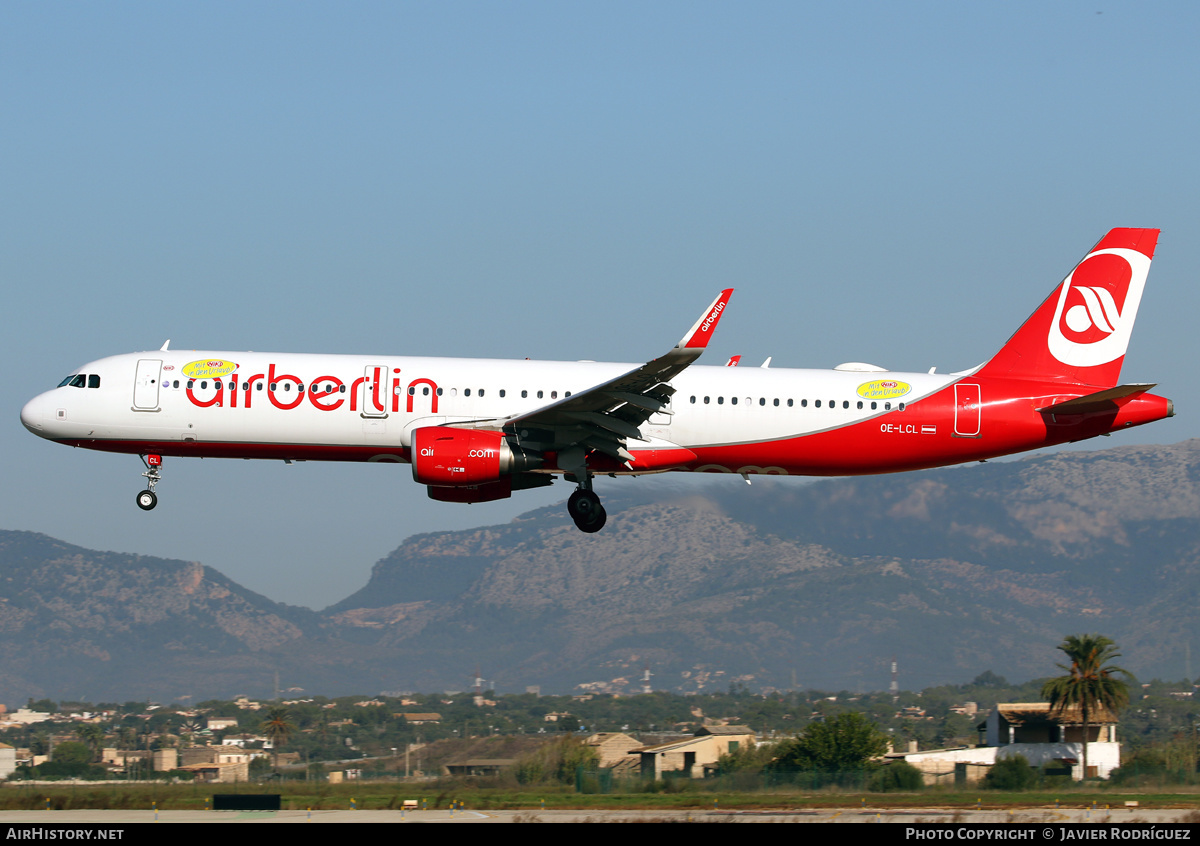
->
[54,439,412,463]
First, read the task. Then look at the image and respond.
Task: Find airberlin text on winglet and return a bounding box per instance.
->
[680,288,734,349]
[19,229,1173,533]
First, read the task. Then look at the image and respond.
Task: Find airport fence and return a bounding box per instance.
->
[575,767,875,794]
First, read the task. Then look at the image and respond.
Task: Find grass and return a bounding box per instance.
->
[3,780,1200,812]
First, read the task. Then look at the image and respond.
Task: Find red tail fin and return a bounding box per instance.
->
[976,228,1159,386]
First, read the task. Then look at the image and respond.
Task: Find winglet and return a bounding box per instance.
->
[677,288,734,350]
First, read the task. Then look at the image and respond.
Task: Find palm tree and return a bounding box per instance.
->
[1041,634,1132,780]
[261,707,296,772]
[74,723,106,763]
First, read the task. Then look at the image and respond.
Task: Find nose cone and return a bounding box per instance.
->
[20,392,50,436]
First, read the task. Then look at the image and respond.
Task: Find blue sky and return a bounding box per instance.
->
[3,2,1198,609]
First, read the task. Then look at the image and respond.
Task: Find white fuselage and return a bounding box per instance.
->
[22,350,959,474]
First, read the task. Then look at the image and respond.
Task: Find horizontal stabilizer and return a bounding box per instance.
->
[1036,383,1156,414]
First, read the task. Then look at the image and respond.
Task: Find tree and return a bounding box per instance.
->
[769,712,890,773]
[868,760,924,792]
[74,724,105,763]
[1041,634,1133,780]
[261,707,296,771]
[986,753,1037,790]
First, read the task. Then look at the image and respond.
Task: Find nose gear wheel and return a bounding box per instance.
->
[137,454,163,511]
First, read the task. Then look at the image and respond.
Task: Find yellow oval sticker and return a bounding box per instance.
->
[857,379,911,400]
[182,359,238,379]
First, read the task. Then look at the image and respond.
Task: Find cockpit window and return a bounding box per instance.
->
[58,374,100,388]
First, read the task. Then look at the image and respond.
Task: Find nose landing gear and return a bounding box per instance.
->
[137,454,162,511]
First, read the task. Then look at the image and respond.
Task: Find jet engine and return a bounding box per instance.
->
[411,426,541,487]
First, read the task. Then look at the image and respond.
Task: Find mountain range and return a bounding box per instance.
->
[3,439,1198,703]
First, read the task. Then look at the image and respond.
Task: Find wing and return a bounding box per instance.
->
[499,289,733,465]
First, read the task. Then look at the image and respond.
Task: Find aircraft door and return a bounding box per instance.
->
[361,365,389,418]
[953,383,981,438]
[133,359,162,410]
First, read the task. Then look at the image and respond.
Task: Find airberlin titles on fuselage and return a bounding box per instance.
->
[180,363,443,414]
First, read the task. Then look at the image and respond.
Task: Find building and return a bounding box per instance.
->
[633,726,757,778]
[583,733,642,769]
[983,702,1120,779]
[179,760,249,784]
[893,702,1121,783]
[0,744,15,779]
[443,758,517,777]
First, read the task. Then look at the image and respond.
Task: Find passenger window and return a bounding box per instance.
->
[537,390,543,399]
[551,391,557,399]
[257,383,264,391]
[479,389,485,397]
[522,390,528,398]
[857,401,863,409]
[788,399,794,407]
[871,402,877,410]
[704,396,710,404]
[499,389,505,398]
[717,396,724,405]
[437,388,443,396]
[565,391,571,397]
[690,396,697,403]
[270,383,277,391]
[731,397,737,405]
[773,398,779,407]
[885,402,891,410]
[423,387,430,396]
[759,398,765,406]
[815,400,821,408]
[899,402,906,411]
[843,401,849,409]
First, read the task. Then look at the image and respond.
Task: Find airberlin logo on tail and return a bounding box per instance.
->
[1047,247,1151,368]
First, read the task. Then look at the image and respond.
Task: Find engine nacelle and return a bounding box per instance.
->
[427,477,513,503]
[411,426,539,486]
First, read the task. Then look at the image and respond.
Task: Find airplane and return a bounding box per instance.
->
[21,228,1173,533]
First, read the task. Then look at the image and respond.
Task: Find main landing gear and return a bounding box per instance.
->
[567,480,607,533]
[137,454,162,511]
